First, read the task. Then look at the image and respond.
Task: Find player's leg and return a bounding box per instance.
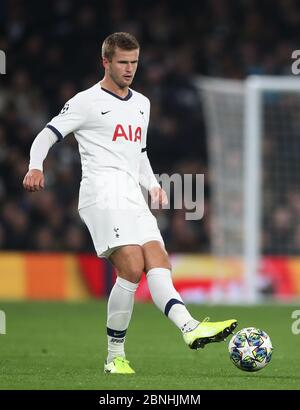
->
[79,204,143,373]
[104,244,144,374]
[143,240,199,331]
[143,240,237,349]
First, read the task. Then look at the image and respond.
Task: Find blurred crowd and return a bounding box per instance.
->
[0,0,298,253]
[262,94,300,255]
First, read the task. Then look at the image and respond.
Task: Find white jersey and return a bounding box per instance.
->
[47,83,151,209]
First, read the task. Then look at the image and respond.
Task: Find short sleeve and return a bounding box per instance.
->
[46,95,87,141]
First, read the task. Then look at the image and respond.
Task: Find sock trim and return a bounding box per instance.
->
[146,267,171,277]
[164,298,185,316]
[116,276,139,293]
[107,327,127,338]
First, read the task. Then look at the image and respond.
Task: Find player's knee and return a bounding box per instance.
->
[124,256,144,283]
[110,245,145,283]
[162,248,172,270]
[143,243,172,272]
[124,266,144,284]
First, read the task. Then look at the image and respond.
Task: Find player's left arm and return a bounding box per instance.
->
[139,150,168,206]
[139,98,168,206]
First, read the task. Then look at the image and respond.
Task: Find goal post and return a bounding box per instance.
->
[198,75,300,303]
[244,77,263,303]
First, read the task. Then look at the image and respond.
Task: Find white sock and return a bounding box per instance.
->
[106,276,139,363]
[146,268,199,331]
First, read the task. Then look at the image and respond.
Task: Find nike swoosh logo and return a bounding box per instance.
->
[140,110,144,115]
[101,110,111,115]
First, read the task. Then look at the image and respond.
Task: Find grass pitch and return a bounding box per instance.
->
[0,301,299,390]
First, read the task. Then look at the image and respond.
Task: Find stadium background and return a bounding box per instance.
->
[1,0,299,301]
[1,0,300,391]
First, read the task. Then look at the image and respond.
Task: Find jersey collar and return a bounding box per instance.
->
[101,86,133,101]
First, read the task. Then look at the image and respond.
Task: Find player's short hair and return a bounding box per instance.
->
[102,32,140,61]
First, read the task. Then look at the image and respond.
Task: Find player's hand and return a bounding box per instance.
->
[23,169,45,192]
[150,186,168,206]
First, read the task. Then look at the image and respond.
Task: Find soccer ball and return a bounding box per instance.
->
[228,327,273,372]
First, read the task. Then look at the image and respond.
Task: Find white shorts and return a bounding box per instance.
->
[79,203,165,258]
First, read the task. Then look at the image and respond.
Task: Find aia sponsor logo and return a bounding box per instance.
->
[112,124,142,142]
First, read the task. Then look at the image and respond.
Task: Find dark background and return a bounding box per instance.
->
[0,0,298,253]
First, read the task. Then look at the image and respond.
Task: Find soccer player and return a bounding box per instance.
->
[23,32,237,374]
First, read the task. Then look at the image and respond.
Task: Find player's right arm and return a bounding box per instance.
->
[23,94,87,192]
[23,127,57,191]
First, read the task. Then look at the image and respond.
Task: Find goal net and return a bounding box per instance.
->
[198,76,300,302]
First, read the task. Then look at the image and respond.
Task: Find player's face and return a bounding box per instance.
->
[106,47,139,89]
